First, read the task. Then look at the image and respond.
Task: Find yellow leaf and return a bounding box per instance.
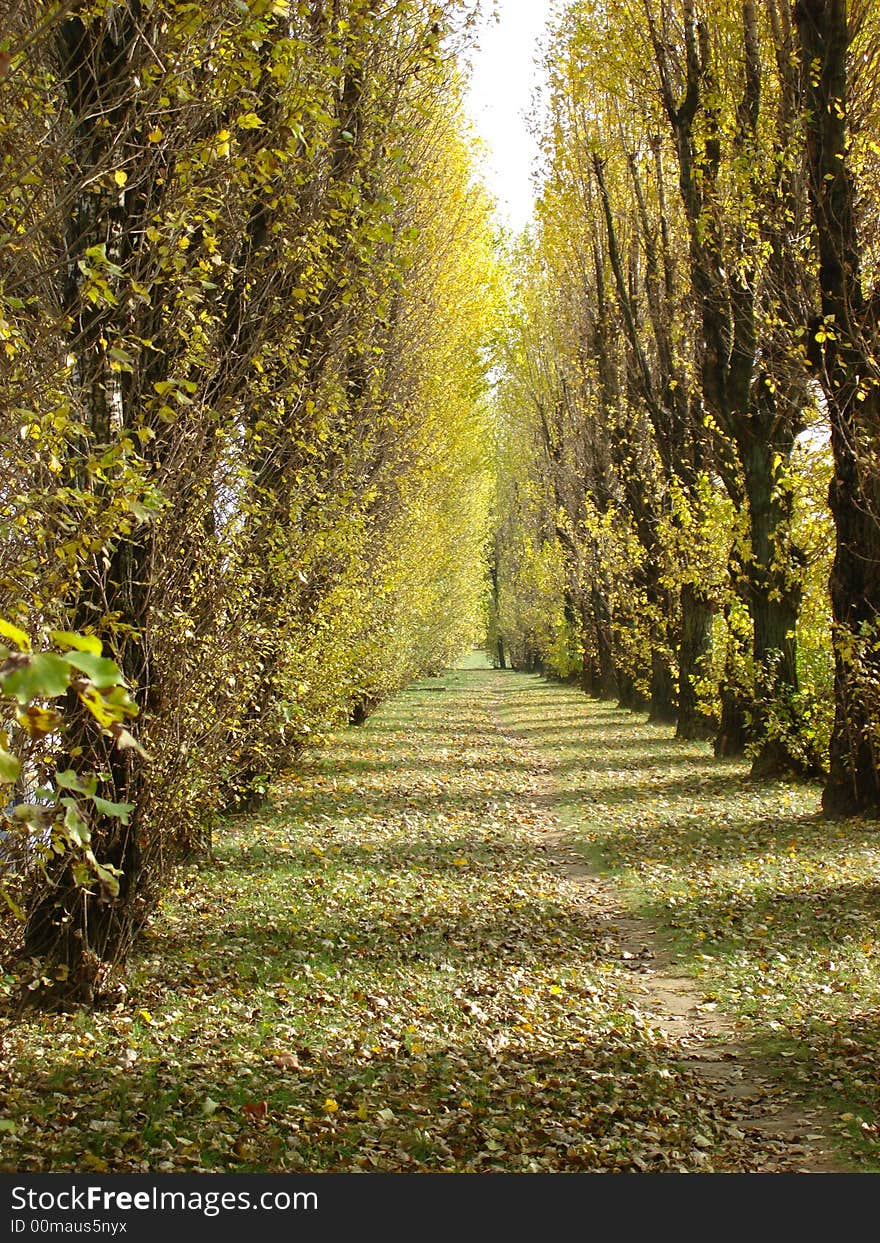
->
[0,618,29,651]
[77,686,114,728]
[51,631,102,655]
[213,129,231,159]
[323,1098,339,1114]
[235,112,264,130]
[17,705,62,740]
[114,170,127,187]
[138,1009,153,1025]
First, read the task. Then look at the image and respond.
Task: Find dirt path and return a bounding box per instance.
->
[488,678,845,1173]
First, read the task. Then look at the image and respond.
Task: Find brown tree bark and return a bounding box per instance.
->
[678,583,716,740]
[795,0,880,813]
[647,0,809,774]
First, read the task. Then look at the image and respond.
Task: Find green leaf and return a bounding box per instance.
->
[127,500,157,523]
[0,748,21,783]
[50,631,103,655]
[91,795,134,823]
[71,861,93,888]
[63,651,124,689]
[2,652,71,704]
[103,685,139,717]
[62,800,90,848]
[0,888,25,922]
[88,854,122,897]
[13,803,45,828]
[55,769,95,795]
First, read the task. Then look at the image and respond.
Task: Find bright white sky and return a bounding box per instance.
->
[463,0,557,233]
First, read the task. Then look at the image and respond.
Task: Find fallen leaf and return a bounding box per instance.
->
[271,1052,301,1070]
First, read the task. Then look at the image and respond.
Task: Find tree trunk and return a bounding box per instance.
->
[715,684,749,758]
[579,650,600,696]
[677,583,716,739]
[22,10,154,1000]
[618,671,650,713]
[795,0,880,814]
[651,4,809,773]
[590,585,618,699]
[650,647,678,723]
[741,436,813,776]
[488,554,506,668]
[714,588,750,759]
[823,454,880,812]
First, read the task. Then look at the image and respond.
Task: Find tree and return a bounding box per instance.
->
[0,0,493,1001]
[794,0,880,813]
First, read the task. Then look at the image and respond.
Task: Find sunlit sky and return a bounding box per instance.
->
[463,1,557,234]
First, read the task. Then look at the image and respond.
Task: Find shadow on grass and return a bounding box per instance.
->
[142,890,606,980]
[568,803,840,872]
[226,829,556,870]
[557,767,799,808]
[3,667,872,1174]
[638,876,880,955]
[496,714,644,735]
[1,1024,762,1173]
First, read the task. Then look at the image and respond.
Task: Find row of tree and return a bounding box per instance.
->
[491,0,880,815]
[0,0,495,1002]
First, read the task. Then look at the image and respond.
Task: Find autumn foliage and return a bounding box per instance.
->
[491,0,880,809]
[0,0,495,1000]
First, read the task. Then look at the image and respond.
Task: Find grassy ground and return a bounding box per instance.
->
[497,674,880,1167]
[1,663,877,1171]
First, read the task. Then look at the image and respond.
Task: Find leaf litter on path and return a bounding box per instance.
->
[0,667,867,1171]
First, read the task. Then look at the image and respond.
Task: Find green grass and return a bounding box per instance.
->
[1,666,877,1171]
[497,676,880,1166]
